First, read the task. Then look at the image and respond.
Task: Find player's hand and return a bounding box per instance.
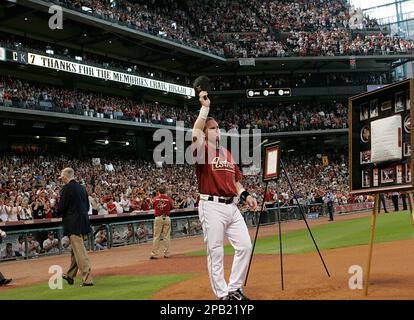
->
[246,195,257,211]
[199,91,210,108]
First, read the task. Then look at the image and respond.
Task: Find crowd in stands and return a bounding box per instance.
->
[0,76,191,126]
[44,0,414,58]
[285,31,414,57]
[210,72,391,91]
[0,154,197,223]
[0,76,349,132]
[256,0,378,32]
[0,151,362,225]
[210,103,348,132]
[1,34,393,91]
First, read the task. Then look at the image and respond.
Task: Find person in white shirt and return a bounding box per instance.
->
[24,234,40,257]
[113,196,123,214]
[119,195,131,213]
[7,201,19,222]
[0,200,8,222]
[111,227,122,244]
[89,193,99,215]
[61,236,71,251]
[94,227,107,250]
[123,223,134,243]
[43,231,59,255]
[186,195,196,208]
[97,203,108,215]
[19,201,32,220]
[16,236,25,257]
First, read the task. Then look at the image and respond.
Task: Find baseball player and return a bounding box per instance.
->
[192,90,257,300]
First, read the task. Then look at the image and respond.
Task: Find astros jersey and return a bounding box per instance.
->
[153,194,174,216]
[195,144,241,197]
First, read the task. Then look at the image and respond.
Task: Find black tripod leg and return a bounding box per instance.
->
[275,190,284,290]
[280,159,331,277]
[244,181,269,286]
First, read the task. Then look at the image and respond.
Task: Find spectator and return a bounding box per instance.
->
[123,223,134,243]
[43,231,59,255]
[379,193,388,213]
[136,222,149,243]
[94,226,108,250]
[391,192,399,212]
[25,233,40,257]
[16,235,25,257]
[1,243,16,259]
[106,198,117,215]
[0,199,8,222]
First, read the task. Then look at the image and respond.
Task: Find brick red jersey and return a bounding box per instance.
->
[153,194,174,217]
[195,144,241,197]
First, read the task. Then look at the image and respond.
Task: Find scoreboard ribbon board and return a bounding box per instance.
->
[246,88,291,98]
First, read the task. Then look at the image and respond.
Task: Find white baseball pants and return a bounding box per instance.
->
[198,200,252,299]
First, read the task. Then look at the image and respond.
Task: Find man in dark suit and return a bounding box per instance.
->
[56,167,93,286]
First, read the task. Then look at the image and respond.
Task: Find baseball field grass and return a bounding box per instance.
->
[190,211,414,256]
[0,274,192,300]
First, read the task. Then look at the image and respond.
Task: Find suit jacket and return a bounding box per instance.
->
[57,180,91,236]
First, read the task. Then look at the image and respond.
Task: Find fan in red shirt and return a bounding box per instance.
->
[150,187,174,259]
[141,197,152,211]
[106,198,117,215]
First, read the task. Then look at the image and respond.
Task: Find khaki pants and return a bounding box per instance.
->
[67,234,93,284]
[151,216,171,257]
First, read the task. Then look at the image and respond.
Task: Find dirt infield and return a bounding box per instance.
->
[1,212,413,299]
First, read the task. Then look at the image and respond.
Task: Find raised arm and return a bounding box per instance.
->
[192,91,211,149]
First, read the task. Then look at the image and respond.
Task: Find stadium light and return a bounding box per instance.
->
[104,140,109,145]
[125,142,130,146]
[75,56,83,61]
[45,49,54,55]
[81,6,92,13]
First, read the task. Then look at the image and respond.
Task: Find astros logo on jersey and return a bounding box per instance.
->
[211,157,235,173]
[157,199,167,211]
